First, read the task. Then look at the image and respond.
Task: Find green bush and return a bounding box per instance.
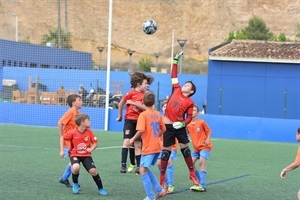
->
[138,55,154,72]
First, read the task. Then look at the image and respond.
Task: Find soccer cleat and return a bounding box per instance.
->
[120,166,127,173]
[135,167,140,175]
[99,188,108,196]
[173,51,184,64]
[155,188,167,199]
[167,185,175,193]
[143,197,152,200]
[127,164,136,173]
[72,183,79,194]
[190,184,205,192]
[59,177,72,187]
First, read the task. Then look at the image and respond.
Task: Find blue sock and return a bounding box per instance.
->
[61,164,72,180]
[200,171,207,188]
[141,173,155,200]
[147,169,163,193]
[167,164,174,186]
[195,169,201,183]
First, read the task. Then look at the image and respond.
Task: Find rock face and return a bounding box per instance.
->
[0,0,299,66]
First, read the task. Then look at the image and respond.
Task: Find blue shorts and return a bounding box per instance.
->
[63,147,69,158]
[191,150,210,160]
[158,150,178,161]
[140,153,160,168]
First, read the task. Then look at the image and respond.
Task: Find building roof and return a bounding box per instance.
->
[209,40,300,64]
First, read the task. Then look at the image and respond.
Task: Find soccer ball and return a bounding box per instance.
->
[142,19,157,35]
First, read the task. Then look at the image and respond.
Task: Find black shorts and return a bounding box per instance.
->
[163,124,189,147]
[123,119,141,141]
[70,156,96,172]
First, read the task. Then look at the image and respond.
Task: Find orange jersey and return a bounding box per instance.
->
[295,147,300,164]
[186,118,212,152]
[122,89,145,120]
[136,108,166,155]
[63,128,98,157]
[58,108,80,148]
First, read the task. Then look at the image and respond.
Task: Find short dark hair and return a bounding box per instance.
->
[194,104,200,112]
[143,91,155,107]
[74,114,90,126]
[66,94,81,107]
[186,81,196,97]
[298,127,300,134]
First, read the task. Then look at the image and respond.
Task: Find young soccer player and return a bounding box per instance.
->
[116,72,154,174]
[159,51,204,192]
[130,91,167,200]
[60,114,108,195]
[280,127,300,200]
[157,100,178,193]
[58,94,82,187]
[186,105,212,192]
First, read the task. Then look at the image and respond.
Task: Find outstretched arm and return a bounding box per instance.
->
[280,161,300,179]
[280,147,300,179]
[171,52,183,85]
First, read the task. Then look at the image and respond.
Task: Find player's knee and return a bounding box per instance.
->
[72,163,80,173]
[181,147,191,158]
[161,150,171,161]
[89,168,97,176]
[134,141,141,149]
[123,138,130,147]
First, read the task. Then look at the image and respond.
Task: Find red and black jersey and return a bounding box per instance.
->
[122,89,145,120]
[64,128,98,157]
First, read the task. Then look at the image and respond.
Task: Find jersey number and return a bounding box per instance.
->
[150,122,160,137]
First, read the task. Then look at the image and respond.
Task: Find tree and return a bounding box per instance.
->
[41,28,72,49]
[243,16,273,40]
[138,55,154,72]
[224,29,247,42]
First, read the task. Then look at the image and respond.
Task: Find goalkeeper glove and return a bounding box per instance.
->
[172,121,185,129]
[173,51,184,64]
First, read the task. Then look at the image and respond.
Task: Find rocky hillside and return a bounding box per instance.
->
[0,0,299,68]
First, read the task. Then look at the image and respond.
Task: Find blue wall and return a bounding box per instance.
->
[0,66,2,91]
[200,114,300,143]
[1,102,299,143]
[0,103,105,130]
[0,39,92,69]
[207,60,300,119]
